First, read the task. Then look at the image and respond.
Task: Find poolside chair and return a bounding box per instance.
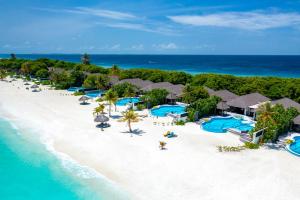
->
[167,132,177,138]
[164,131,170,137]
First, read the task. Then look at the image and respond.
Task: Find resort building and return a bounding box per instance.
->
[116,78,153,89]
[226,92,270,118]
[293,116,300,131]
[211,89,239,114]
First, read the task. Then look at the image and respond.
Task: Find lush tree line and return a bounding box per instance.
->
[253,103,299,142]
[0,57,299,103]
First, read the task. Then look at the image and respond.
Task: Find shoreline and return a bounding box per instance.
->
[1,79,300,200]
[1,54,300,78]
[0,108,128,200]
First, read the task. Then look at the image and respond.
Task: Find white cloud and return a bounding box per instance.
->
[68,7,136,20]
[35,7,136,20]
[110,44,121,50]
[168,11,300,30]
[153,43,178,50]
[131,44,144,50]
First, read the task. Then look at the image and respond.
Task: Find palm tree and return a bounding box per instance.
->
[110,65,120,75]
[159,141,167,150]
[93,104,105,116]
[81,53,90,65]
[10,53,16,60]
[103,89,118,116]
[118,110,141,135]
[0,69,7,80]
[257,102,275,126]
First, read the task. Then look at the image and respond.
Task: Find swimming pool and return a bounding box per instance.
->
[287,136,300,157]
[67,87,84,92]
[151,105,186,117]
[85,90,104,98]
[202,117,254,133]
[116,97,140,106]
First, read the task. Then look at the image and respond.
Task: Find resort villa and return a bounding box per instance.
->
[205,87,300,131]
[115,78,185,104]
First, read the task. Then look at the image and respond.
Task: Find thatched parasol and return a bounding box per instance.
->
[94,114,109,123]
[31,84,39,88]
[78,95,90,104]
[24,83,30,85]
[94,114,109,131]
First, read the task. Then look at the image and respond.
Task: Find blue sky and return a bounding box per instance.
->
[1,0,300,54]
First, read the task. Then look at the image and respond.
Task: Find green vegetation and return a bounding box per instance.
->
[111,82,137,98]
[217,142,259,152]
[175,120,185,126]
[140,89,169,108]
[0,57,299,105]
[93,104,105,116]
[83,74,109,90]
[182,84,209,104]
[217,145,245,152]
[0,69,8,80]
[103,89,118,115]
[136,104,146,111]
[187,96,220,120]
[118,110,141,134]
[73,91,85,96]
[243,142,260,149]
[253,103,299,142]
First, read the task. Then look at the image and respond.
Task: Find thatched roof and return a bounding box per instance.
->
[293,115,300,125]
[212,90,239,102]
[271,97,300,112]
[203,86,215,95]
[94,115,109,123]
[217,101,230,110]
[117,78,153,89]
[226,92,270,109]
[78,96,90,101]
[142,82,184,96]
[167,93,178,100]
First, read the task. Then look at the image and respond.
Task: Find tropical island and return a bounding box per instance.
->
[0,54,300,200]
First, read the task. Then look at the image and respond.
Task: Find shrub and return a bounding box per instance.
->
[136,104,145,111]
[244,142,260,149]
[73,91,85,96]
[175,120,185,126]
[217,145,245,152]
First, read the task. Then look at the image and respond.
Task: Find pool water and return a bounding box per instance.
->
[116,97,140,106]
[85,90,104,98]
[202,117,253,133]
[67,87,84,92]
[151,105,186,117]
[288,136,300,156]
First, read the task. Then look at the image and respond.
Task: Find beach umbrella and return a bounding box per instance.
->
[32,89,39,92]
[78,95,90,104]
[31,84,39,88]
[94,114,109,123]
[94,114,109,131]
[24,83,30,85]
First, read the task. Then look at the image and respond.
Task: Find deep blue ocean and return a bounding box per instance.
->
[1,54,300,78]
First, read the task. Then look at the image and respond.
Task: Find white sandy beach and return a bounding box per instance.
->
[0,79,300,200]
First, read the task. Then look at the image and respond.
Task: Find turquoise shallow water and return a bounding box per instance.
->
[0,117,127,200]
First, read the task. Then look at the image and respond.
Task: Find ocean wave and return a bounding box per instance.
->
[41,135,111,181]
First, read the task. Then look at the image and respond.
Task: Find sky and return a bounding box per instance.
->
[1,0,300,55]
